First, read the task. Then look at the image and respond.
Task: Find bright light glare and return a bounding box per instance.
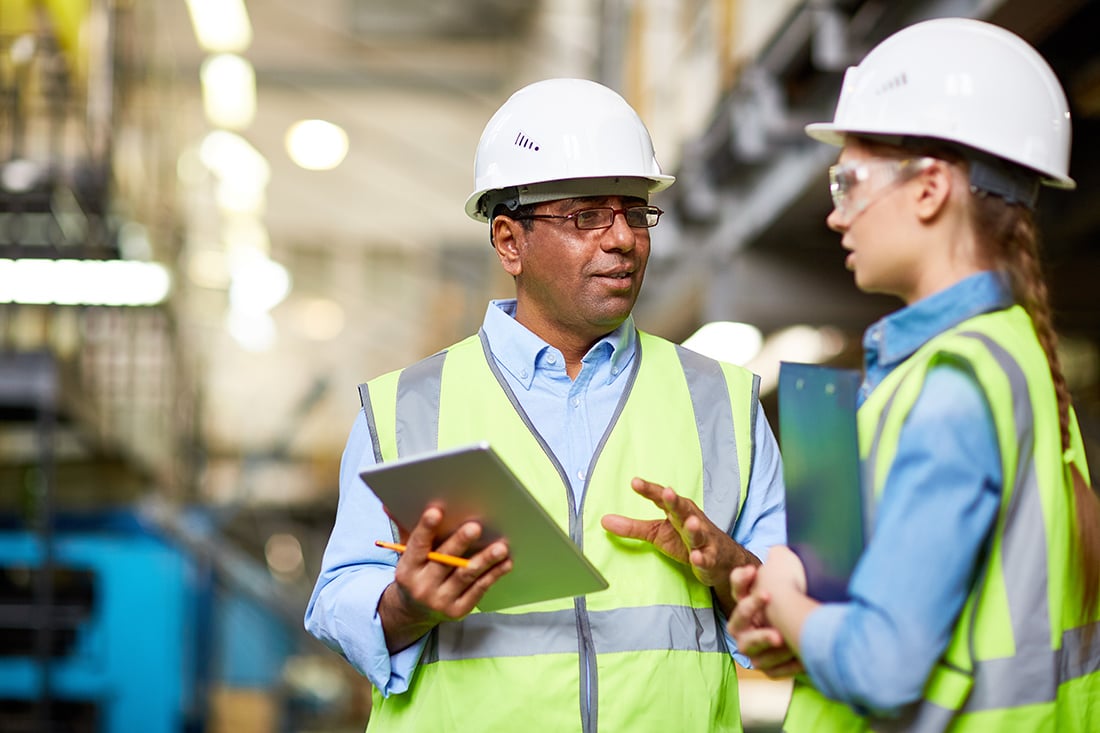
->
[199,131,269,214]
[185,0,252,53]
[228,252,291,314]
[201,54,256,130]
[226,308,276,352]
[0,259,171,306]
[200,130,269,184]
[682,321,764,366]
[748,325,847,394]
[285,120,349,171]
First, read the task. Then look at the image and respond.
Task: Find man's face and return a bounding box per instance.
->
[498,195,652,347]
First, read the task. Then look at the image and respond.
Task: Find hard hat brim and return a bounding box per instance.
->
[465,174,676,223]
[803,122,1076,190]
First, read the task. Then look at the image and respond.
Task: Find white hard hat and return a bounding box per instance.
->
[806,17,1074,190]
[464,78,675,222]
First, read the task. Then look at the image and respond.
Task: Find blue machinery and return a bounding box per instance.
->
[0,509,303,733]
[0,517,204,732]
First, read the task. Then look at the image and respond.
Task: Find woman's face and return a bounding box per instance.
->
[825,140,935,302]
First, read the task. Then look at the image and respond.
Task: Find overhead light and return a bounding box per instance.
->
[0,259,171,306]
[199,131,269,186]
[226,308,276,352]
[198,131,269,213]
[1,159,42,193]
[285,120,349,171]
[228,251,291,314]
[185,0,253,53]
[682,321,764,366]
[200,54,256,130]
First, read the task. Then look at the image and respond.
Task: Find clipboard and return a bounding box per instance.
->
[778,362,865,602]
[360,442,609,612]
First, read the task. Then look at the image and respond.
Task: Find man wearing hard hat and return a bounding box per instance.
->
[306,78,786,732]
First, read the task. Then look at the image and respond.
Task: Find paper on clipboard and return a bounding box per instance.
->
[778,362,865,602]
[360,442,609,612]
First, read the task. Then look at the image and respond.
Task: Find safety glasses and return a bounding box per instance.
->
[828,157,936,220]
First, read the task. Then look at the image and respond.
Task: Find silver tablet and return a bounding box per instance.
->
[360,442,609,612]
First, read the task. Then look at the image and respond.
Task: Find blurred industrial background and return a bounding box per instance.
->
[1,0,1097,731]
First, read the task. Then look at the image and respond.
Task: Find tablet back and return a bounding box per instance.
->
[778,362,865,602]
[361,442,609,612]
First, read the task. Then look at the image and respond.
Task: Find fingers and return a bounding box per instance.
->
[436,541,513,617]
[392,506,513,620]
[630,478,684,527]
[631,477,713,547]
[730,565,758,602]
[734,626,785,658]
[728,590,769,635]
[631,477,691,523]
[401,505,446,565]
[600,513,659,541]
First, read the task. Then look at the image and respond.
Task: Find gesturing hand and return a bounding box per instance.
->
[600,477,759,615]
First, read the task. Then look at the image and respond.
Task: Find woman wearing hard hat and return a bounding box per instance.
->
[728,17,1100,732]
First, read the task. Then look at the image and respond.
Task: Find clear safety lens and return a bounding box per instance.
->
[827,158,935,219]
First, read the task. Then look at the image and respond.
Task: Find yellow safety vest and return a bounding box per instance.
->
[359,330,758,732]
[784,306,1100,732]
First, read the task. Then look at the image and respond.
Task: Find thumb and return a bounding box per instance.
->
[729,565,757,600]
[601,513,653,540]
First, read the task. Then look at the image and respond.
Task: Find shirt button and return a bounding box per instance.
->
[547,354,557,364]
[521,369,529,379]
[611,367,619,375]
[572,397,580,407]
[577,470,586,481]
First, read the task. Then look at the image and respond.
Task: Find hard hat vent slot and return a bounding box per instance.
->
[513,131,540,152]
[874,73,908,96]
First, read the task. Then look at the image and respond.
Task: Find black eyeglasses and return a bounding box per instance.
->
[513,205,664,230]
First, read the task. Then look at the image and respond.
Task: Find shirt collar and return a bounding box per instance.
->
[863,271,1014,372]
[481,299,637,389]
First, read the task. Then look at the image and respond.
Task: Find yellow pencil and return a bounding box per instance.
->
[375,540,471,568]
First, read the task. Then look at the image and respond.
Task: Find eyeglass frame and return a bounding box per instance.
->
[828,157,937,220]
[511,205,664,230]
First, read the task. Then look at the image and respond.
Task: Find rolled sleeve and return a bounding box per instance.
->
[303,411,427,696]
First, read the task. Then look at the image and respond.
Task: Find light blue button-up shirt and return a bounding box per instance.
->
[305,299,787,695]
[799,271,1011,716]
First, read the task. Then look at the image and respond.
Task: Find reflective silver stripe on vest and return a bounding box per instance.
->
[875,700,955,733]
[957,332,1051,713]
[358,383,384,463]
[395,350,446,456]
[868,331,1070,729]
[1061,621,1100,681]
[884,621,1100,732]
[422,605,725,663]
[674,344,742,529]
